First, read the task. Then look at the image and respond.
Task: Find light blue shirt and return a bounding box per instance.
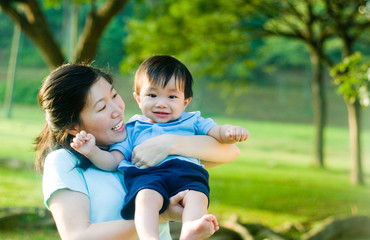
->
[110,111,217,170]
[43,149,171,238]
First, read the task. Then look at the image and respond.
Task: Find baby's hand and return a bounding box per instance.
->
[225,126,249,143]
[70,130,96,156]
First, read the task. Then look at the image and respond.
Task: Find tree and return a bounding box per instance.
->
[331,52,370,185]
[258,0,369,182]
[0,0,129,69]
[251,0,337,168]
[324,0,370,185]
[4,24,21,118]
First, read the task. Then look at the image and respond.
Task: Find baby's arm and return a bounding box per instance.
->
[207,124,249,144]
[70,130,124,171]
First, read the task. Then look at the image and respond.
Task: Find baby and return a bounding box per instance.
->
[72,55,249,240]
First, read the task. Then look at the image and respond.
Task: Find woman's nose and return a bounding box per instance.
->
[112,110,120,118]
[111,102,124,118]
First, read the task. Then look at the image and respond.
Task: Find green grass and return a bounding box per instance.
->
[0,105,369,239]
[0,106,44,162]
[206,117,370,226]
[0,230,60,240]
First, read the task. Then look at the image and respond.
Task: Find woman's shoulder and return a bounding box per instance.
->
[47,148,75,158]
[43,148,90,208]
[44,148,79,172]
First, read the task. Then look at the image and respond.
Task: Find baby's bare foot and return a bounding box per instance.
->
[180,214,219,240]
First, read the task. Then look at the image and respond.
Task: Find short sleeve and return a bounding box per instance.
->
[192,111,217,135]
[43,149,88,208]
[110,123,135,160]
[110,138,133,160]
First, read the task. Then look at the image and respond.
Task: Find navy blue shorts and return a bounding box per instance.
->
[121,159,210,220]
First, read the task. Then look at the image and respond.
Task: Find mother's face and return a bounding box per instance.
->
[78,77,127,148]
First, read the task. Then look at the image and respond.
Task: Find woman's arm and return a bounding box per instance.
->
[48,189,137,240]
[131,135,240,169]
[168,135,240,168]
[48,188,186,240]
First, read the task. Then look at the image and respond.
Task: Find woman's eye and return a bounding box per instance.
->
[113,93,118,98]
[98,105,106,112]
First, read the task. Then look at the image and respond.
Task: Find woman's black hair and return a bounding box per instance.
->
[35,63,113,173]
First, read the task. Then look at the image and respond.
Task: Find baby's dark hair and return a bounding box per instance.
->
[134,55,193,99]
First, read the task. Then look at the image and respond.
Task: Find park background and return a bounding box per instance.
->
[0,0,369,239]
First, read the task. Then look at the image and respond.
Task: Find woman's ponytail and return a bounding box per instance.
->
[34,123,55,173]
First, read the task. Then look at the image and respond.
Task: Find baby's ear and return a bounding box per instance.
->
[184,97,192,108]
[133,92,141,104]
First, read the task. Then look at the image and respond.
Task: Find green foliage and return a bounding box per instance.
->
[95,15,127,70]
[121,0,253,81]
[331,52,370,107]
[256,36,310,69]
[263,1,307,33]
[43,0,89,8]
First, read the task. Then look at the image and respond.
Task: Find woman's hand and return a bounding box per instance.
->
[159,190,188,223]
[131,135,174,168]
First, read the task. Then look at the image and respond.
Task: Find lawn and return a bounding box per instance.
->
[0,105,369,239]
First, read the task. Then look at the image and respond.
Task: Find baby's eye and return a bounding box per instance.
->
[169,95,177,99]
[148,94,156,98]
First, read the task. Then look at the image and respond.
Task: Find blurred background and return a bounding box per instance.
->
[0,0,369,239]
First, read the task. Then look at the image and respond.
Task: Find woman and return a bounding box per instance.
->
[35,63,240,240]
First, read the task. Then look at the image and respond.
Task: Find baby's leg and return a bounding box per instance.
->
[135,189,163,240]
[180,190,219,240]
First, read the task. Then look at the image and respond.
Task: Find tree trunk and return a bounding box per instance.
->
[75,0,129,63]
[346,100,364,185]
[0,0,129,69]
[19,0,65,68]
[0,0,65,69]
[310,51,327,168]
[4,24,21,118]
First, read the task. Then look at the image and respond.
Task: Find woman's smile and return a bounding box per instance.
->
[112,120,125,132]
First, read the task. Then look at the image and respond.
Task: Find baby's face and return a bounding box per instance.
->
[134,76,191,123]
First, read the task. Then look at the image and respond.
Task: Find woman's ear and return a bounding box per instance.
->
[68,124,80,136]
